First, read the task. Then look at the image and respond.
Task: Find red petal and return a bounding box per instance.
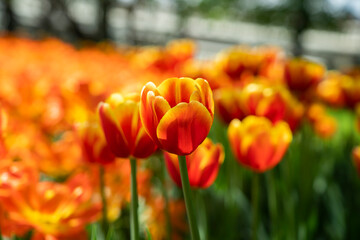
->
[156,101,213,155]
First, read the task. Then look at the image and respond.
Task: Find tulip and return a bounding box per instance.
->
[140,77,214,240]
[139,77,214,155]
[342,75,360,108]
[307,103,337,139]
[75,122,116,165]
[164,138,224,188]
[228,116,292,172]
[75,121,117,235]
[240,82,304,130]
[285,58,325,92]
[98,93,157,159]
[98,93,157,240]
[316,71,346,107]
[214,88,245,124]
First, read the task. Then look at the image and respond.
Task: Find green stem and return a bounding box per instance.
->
[196,190,208,240]
[160,157,172,240]
[266,171,278,240]
[178,155,200,240]
[130,158,139,240]
[99,165,109,236]
[252,173,260,240]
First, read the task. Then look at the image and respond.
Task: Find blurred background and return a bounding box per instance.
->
[1,0,360,68]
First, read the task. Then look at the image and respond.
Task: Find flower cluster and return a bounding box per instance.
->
[0,36,359,240]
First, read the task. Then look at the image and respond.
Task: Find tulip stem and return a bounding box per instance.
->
[266,171,278,240]
[160,157,172,240]
[99,165,109,236]
[130,157,139,240]
[178,155,200,240]
[252,173,260,240]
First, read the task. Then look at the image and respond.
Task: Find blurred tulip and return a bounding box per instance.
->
[240,82,304,130]
[228,116,292,172]
[285,58,325,91]
[164,138,224,188]
[307,103,337,139]
[145,197,187,240]
[140,77,214,155]
[75,122,116,165]
[316,71,346,107]
[98,93,157,159]
[313,115,337,139]
[342,75,360,108]
[214,88,245,124]
[215,46,283,84]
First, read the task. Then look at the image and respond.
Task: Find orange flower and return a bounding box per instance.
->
[228,116,292,172]
[145,197,187,240]
[316,71,346,107]
[75,122,116,165]
[0,172,101,238]
[140,77,214,155]
[285,58,325,91]
[98,93,157,158]
[307,103,337,139]
[313,115,337,139]
[164,138,224,188]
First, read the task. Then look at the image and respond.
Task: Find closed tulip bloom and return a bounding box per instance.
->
[228,116,292,172]
[98,93,157,159]
[75,122,116,165]
[140,77,214,155]
[164,138,224,188]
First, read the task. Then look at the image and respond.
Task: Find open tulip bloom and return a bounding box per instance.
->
[98,93,158,240]
[140,77,215,240]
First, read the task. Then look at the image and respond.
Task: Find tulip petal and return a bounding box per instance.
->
[157,101,213,155]
[132,128,158,158]
[194,78,214,116]
[112,100,139,152]
[98,103,130,158]
[140,84,170,144]
[157,77,197,107]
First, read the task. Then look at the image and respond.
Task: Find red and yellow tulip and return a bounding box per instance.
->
[164,138,224,188]
[228,116,292,172]
[284,58,325,92]
[140,77,214,155]
[98,93,157,159]
[75,122,116,165]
